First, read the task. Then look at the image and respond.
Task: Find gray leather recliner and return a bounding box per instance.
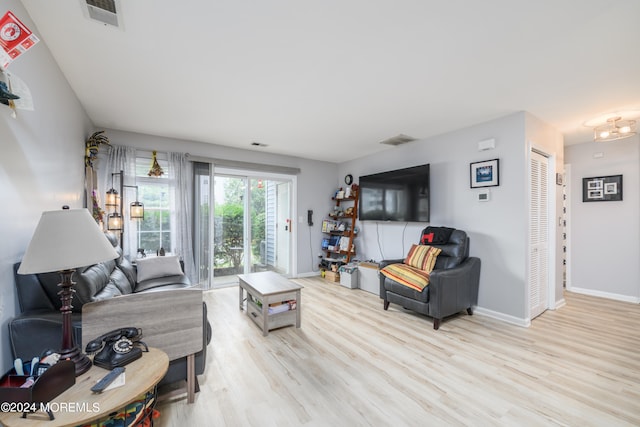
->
[379,229,481,329]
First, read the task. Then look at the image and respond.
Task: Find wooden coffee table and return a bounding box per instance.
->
[238,271,303,336]
[0,348,168,427]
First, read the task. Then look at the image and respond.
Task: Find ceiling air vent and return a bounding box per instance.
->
[379,134,417,146]
[85,0,119,27]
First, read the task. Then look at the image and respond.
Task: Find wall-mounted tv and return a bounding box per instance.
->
[359,164,430,222]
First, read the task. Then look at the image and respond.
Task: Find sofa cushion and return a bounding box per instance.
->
[136,256,183,283]
[109,266,134,295]
[117,256,137,285]
[92,281,127,302]
[404,244,441,272]
[73,259,117,310]
[381,273,430,303]
[135,274,192,293]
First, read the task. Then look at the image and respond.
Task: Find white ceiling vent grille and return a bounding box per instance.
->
[379,134,417,146]
[85,0,119,27]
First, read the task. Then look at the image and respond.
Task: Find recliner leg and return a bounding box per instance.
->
[466,307,473,316]
[383,300,390,310]
[433,318,441,330]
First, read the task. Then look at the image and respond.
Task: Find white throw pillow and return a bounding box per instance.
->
[136,255,182,282]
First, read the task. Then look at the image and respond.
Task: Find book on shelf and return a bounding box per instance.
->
[268,300,297,314]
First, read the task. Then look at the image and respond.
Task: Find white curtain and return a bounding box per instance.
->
[168,152,196,283]
[97,146,196,283]
[98,144,137,258]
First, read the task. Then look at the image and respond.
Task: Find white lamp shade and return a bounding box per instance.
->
[18,208,119,274]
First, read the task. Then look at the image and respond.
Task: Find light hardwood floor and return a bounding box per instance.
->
[157,277,640,426]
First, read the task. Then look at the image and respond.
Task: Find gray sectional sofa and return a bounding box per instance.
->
[8,233,211,388]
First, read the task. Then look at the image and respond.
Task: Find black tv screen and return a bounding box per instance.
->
[359,164,430,222]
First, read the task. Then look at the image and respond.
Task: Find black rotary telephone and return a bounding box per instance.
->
[85,327,148,370]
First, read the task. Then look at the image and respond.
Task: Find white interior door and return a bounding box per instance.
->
[529,150,550,319]
[275,182,291,274]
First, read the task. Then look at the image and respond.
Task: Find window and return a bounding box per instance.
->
[135,154,172,254]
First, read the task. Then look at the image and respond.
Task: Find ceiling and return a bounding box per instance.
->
[18,0,640,162]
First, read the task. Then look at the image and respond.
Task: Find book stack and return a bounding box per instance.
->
[268,300,297,315]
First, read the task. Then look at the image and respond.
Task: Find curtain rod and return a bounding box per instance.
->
[186,154,301,175]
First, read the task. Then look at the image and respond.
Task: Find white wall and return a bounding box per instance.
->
[565,136,640,302]
[100,129,338,276]
[339,112,564,323]
[0,0,93,370]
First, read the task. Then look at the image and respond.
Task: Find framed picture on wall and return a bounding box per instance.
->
[582,174,623,202]
[470,159,499,188]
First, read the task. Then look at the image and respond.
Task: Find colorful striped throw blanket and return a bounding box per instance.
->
[380,244,441,291]
[380,263,431,291]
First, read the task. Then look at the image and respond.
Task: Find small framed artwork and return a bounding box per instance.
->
[470,159,499,188]
[582,174,622,202]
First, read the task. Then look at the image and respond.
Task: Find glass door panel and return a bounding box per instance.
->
[213,175,247,287]
[249,178,291,276]
[194,166,294,288]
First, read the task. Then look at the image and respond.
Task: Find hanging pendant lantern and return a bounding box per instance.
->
[148,150,164,177]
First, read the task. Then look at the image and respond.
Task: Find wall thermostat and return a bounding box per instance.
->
[478,190,490,202]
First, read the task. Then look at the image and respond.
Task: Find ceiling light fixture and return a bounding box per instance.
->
[593,116,636,142]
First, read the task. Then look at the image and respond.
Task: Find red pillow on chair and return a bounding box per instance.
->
[420,226,454,244]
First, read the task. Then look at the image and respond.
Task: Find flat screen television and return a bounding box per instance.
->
[359,164,430,222]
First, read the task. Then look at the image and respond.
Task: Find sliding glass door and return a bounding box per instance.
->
[213,175,247,286]
[194,163,293,289]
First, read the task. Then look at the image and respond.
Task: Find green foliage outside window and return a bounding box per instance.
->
[213,178,267,273]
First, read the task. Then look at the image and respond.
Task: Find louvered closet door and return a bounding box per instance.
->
[529,150,549,319]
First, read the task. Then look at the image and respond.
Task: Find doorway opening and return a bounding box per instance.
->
[194,163,294,289]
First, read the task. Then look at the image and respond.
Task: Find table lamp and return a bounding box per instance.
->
[18,206,119,376]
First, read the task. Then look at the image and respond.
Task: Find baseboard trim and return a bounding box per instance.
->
[295,271,321,278]
[473,306,530,328]
[566,287,640,304]
[554,297,567,310]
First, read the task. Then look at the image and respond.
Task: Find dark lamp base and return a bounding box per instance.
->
[57,269,92,376]
[59,345,92,376]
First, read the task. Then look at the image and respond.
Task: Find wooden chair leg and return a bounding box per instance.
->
[433,318,441,330]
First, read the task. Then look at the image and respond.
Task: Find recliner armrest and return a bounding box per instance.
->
[427,257,481,319]
[9,311,82,360]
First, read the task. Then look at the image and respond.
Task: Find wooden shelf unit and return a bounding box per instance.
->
[321,187,358,266]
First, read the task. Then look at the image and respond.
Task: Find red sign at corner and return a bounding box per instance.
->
[0,11,40,70]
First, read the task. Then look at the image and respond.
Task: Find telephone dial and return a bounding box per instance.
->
[85,327,148,370]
